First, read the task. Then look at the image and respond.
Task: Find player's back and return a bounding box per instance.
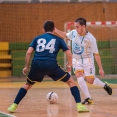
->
[30,33,68,61]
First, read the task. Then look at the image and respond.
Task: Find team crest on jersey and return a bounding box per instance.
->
[73,42,84,55]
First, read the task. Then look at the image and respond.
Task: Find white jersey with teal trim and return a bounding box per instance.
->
[66,30,99,60]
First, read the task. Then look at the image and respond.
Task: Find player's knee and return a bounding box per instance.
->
[86,78,94,84]
[66,77,76,87]
[75,72,84,78]
[22,82,33,90]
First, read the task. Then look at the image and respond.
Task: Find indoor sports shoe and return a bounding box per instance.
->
[77,103,90,113]
[82,98,93,105]
[7,103,17,113]
[104,82,112,95]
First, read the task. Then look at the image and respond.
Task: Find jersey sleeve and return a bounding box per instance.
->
[66,30,74,40]
[90,36,99,54]
[59,38,69,52]
[29,38,37,50]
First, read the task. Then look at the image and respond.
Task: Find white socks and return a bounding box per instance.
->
[92,77,105,87]
[77,77,91,99]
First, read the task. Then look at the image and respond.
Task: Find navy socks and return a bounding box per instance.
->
[14,88,27,104]
[70,86,81,103]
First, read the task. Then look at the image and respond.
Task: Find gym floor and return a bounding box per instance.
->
[0,81,117,117]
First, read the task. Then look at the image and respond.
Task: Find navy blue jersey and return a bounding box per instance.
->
[30,33,68,61]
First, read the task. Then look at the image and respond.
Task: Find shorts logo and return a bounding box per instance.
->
[73,42,84,55]
[90,68,92,74]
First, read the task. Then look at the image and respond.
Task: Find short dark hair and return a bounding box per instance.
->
[43,20,55,32]
[75,18,86,26]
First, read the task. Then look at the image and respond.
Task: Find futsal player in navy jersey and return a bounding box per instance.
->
[7,20,89,113]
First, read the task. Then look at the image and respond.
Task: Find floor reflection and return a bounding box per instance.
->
[47,104,59,117]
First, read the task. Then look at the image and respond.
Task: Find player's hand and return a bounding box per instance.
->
[22,67,29,75]
[99,68,105,77]
[66,61,72,68]
[66,62,72,73]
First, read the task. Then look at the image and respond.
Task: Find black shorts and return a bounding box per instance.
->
[27,60,70,84]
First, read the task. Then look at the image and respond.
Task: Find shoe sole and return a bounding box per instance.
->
[82,101,94,105]
[7,108,14,113]
[109,89,113,95]
[82,102,94,105]
[78,110,90,113]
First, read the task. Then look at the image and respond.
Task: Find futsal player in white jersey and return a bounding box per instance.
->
[55,18,112,104]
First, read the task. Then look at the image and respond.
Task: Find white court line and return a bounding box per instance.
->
[0,111,17,117]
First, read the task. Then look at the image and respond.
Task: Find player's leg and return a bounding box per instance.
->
[8,61,44,113]
[65,77,90,112]
[75,71,93,105]
[84,62,112,96]
[49,65,89,112]
[86,77,112,95]
[72,58,92,104]
[7,81,35,113]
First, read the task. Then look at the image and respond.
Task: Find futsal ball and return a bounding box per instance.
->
[46,92,58,104]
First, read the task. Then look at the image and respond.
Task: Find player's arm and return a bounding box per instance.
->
[94,54,105,76]
[64,49,72,67]
[22,47,34,75]
[60,38,72,67]
[55,28,67,40]
[91,36,105,76]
